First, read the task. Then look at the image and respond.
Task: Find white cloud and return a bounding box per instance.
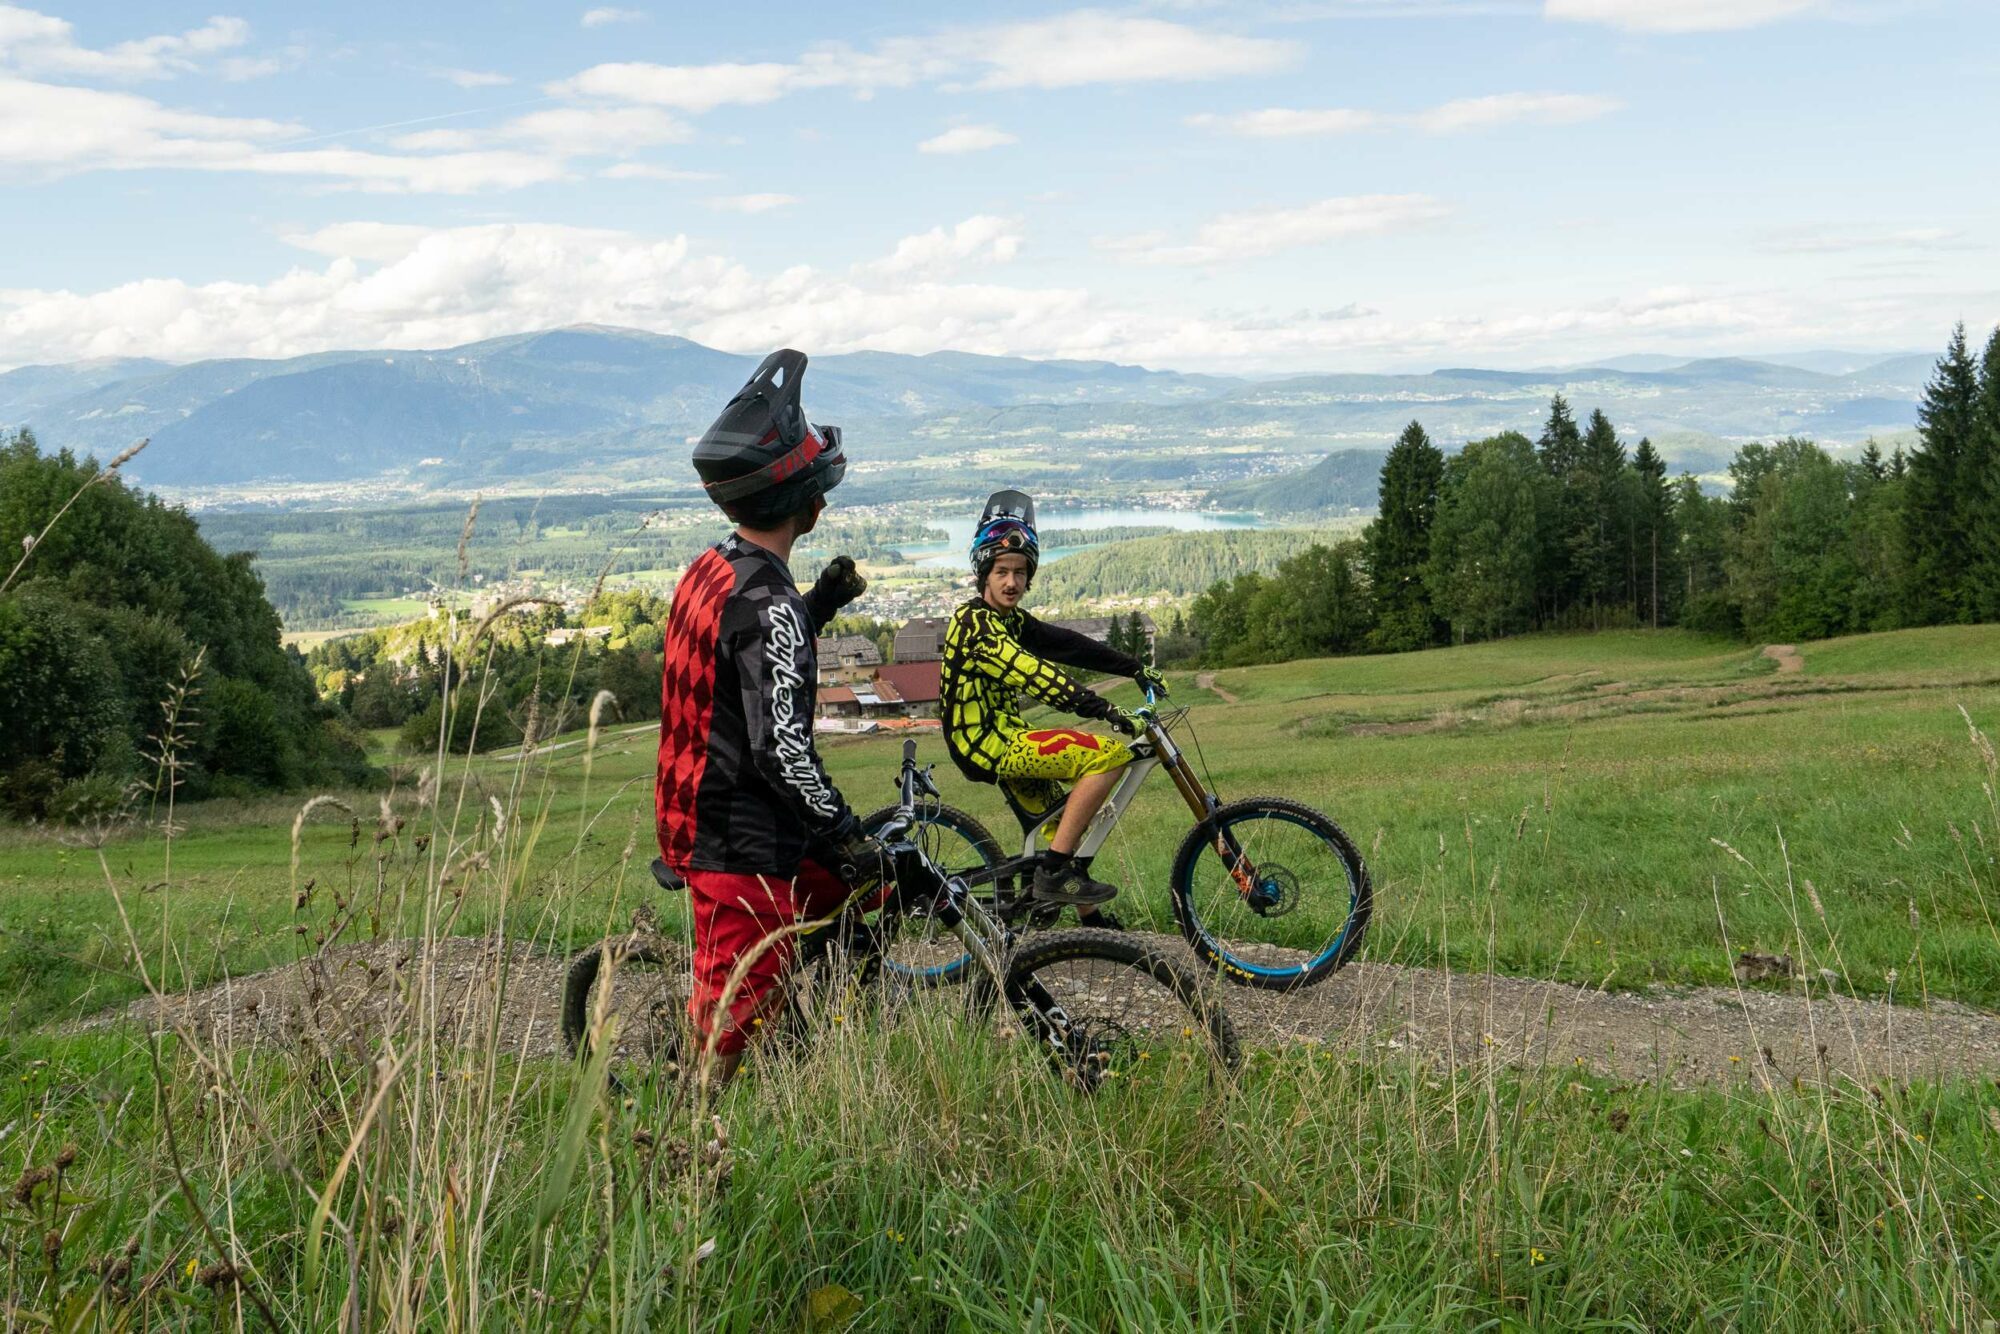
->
[1190,91,1619,137]
[1103,194,1450,264]
[600,161,717,181]
[917,124,1018,155]
[1411,91,1621,131]
[550,60,804,112]
[0,7,252,80]
[941,11,1298,89]
[496,105,690,153]
[870,216,1023,275]
[581,7,645,26]
[432,67,513,89]
[705,192,798,213]
[0,75,568,193]
[1187,107,1379,136]
[551,11,1296,118]
[1757,226,1973,254]
[1544,0,1824,31]
[0,219,1983,374]
[281,221,436,264]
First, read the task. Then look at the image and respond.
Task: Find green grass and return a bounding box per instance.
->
[5,1003,1996,1328]
[2,624,1998,1327]
[338,595,435,620]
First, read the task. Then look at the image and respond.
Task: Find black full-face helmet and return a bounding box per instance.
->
[693,349,846,526]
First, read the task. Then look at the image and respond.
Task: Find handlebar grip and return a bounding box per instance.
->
[902,738,917,763]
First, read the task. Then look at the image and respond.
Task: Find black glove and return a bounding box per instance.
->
[811,556,867,610]
[1134,665,1169,700]
[1074,691,1142,738]
[1107,706,1144,738]
[831,820,889,888]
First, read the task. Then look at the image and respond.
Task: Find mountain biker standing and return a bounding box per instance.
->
[656,349,882,1087]
[939,490,1169,923]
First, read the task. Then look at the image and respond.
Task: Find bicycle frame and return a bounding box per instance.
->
[873,740,1095,1060]
[1014,713,1219,863]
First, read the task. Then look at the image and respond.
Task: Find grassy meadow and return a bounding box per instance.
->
[3,624,1998,1327]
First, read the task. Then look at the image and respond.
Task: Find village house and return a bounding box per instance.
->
[816,634,883,686]
[892,617,948,663]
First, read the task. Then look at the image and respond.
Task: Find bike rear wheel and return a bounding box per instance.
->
[863,802,1006,988]
[971,927,1241,1090]
[1169,796,1371,991]
[561,936,693,1076]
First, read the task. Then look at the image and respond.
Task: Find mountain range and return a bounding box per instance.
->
[0,326,1936,492]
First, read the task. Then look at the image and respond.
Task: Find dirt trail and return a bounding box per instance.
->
[1762,643,1805,673]
[1194,672,1239,704]
[74,933,2000,1091]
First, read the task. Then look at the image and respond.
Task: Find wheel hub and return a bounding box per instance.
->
[1245,862,1300,917]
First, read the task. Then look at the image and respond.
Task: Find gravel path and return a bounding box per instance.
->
[1194,672,1239,704]
[1761,643,1805,673]
[74,933,2000,1090]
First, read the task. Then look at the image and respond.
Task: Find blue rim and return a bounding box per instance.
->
[1176,808,1357,979]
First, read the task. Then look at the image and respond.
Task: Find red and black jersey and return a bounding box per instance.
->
[655,533,855,877]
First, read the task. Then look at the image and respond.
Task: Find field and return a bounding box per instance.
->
[3,625,1998,1327]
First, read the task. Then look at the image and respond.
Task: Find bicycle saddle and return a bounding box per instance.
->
[650,858,687,892]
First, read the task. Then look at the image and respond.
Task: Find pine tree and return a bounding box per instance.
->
[1364,420,1447,652]
[1631,438,1675,627]
[1536,395,1586,623]
[1889,447,1908,480]
[1106,612,1126,657]
[1972,324,2000,621]
[1859,440,1887,482]
[1903,323,1982,623]
[1576,409,1627,624]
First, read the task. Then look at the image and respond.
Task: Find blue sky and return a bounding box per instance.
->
[0,0,1994,372]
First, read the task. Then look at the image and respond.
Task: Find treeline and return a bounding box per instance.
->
[307,588,671,754]
[1187,323,2000,666]
[0,431,368,820]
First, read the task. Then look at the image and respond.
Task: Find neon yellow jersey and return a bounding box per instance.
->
[937,598,1139,782]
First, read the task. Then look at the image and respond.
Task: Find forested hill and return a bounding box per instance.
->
[1034,528,1346,606]
[1208,450,1386,517]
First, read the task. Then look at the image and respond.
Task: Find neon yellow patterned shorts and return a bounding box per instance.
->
[990,727,1131,823]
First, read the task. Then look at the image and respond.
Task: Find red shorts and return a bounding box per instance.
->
[686,859,857,1057]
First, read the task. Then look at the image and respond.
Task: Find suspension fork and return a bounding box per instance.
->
[1149,722,1259,899]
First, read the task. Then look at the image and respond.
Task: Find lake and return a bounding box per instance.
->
[896,508,1269,568]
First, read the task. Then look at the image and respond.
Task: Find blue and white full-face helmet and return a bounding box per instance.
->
[969,489,1038,588]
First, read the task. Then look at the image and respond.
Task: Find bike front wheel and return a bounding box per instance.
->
[970,927,1241,1091]
[1169,796,1371,991]
[862,802,1006,988]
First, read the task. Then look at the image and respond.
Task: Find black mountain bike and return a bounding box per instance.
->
[561,740,1241,1092]
[868,688,1371,992]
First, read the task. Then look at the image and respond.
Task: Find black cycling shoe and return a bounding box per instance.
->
[1032,861,1119,906]
[1075,907,1125,931]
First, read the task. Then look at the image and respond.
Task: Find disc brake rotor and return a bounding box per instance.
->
[1246,861,1301,917]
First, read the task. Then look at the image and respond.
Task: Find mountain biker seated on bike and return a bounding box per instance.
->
[939,489,1170,921]
[658,349,885,1088]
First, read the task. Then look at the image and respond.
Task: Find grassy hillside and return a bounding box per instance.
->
[3,625,1995,1327]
